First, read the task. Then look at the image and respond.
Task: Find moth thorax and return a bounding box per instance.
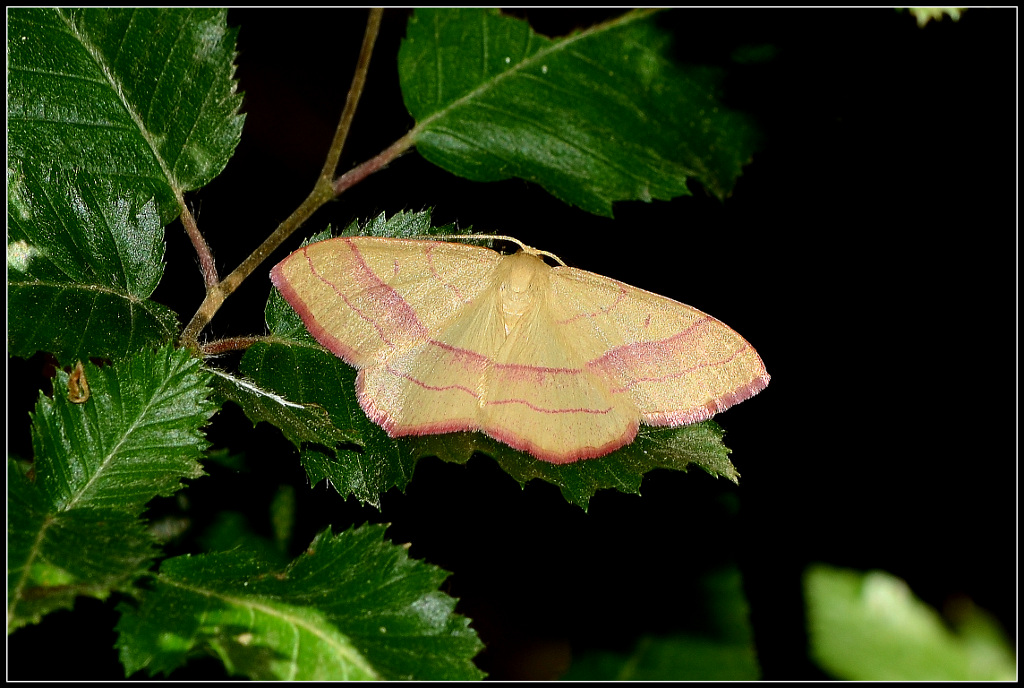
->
[498,252,548,336]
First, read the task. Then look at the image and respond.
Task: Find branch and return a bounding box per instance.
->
[180,9,387,348]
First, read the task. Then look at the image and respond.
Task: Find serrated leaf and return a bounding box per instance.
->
[339,209,463,240]
[7,8,244,221]
[7,8,243,364]
[115,524,484,680]
[906,7,964,27]
[256,333,734,511]
[400,9,755,216]
[7,460,157,633]
[7,167,179,364]
[239,339,422,508]
[408,420,737,508]
[805,565,1016,681]
[7,344,215,632]
[208,368,356,451]
[256,211,739,509]
[30,344,215,514]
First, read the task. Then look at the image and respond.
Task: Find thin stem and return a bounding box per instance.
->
[180,9,388,349]
[199,335,269,356]
[334,130,416,195]
[320,8,383,184]
[178,193,219,288]
[179,182,329,348]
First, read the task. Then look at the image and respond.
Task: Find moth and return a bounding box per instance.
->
[272,236,768,463]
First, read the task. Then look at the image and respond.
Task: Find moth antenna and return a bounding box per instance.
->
[418,234,567,266]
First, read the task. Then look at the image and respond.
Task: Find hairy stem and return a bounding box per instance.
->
[178,193,219,288]
[199,336,270,356]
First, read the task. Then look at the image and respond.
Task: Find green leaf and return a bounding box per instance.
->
[115,524,484,680]
[804,564,1016,681]
[7,8,244,220]
[400,9,755,216]
[7,460,156,633]
[563,567,759,680]
[239,332,368,446]
[252,212,739,509]
[7,345,216,633]
[565,635,759,681]
[208,367,357,451]
[7,8,244,364]
[7,167,179,364]
[30,344,215,514]
[338,209,463,240]
[906,7,964,27]
[195,511,291,569]
[408,421,737,508]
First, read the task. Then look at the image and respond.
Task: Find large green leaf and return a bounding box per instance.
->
[115,524,485,680]
[7,345,216,633]
[7,8,244,219]
[247,211,739,510]
[7,168,179,364]
[7,8,244,364]
[400,9,755,216]
[7,460,156,633]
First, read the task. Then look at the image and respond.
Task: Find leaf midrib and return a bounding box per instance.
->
[411,9,658,138]
[56,8,185,196]
[161,574,382,680]
[8,276,158,303]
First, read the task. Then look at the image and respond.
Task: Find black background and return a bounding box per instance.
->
[9,8,1016,680]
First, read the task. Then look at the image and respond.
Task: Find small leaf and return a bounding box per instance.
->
[7,344,215,632]
[400,9,755,216]
[195,511,290,568]
[804,564,1016,681]
[566,635,759,681]
[115,524,484,680]
[257,212,739,509]
[338,209,462,240]
[906,7,964,27]
[30,344,215,514]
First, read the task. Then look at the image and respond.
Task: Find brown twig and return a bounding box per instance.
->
[334,130,416,195]
[199,335,270,356]
[178,193,219,288]
[180,8,388,349]
[321,7,383,185]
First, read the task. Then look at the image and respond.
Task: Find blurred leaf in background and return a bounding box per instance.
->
[805,564,1015,681]
[562,566,759,680]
